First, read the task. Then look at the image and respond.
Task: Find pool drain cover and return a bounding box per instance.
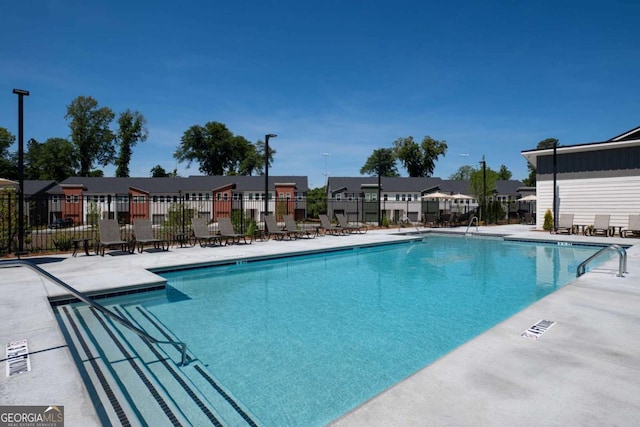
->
[521,319,555,340]
[6,339,31,377]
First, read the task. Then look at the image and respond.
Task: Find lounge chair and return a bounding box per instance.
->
[589,214,611,236]
[283,214,316,239]
[264,215,296,240]
[554,214,574,234]
[422,213,437,227]
[191,217,222,247]
[335,213,367,234]
[133,219,168,252]
[622,214,640,238]
[217,217,249,245]
[97,219,130,256]
[319,214,346,235]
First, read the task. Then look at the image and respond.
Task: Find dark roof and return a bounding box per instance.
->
[328,176,443,193]
[59,176,308,193]
[328,176,523,196]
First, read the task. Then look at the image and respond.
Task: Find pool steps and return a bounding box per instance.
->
[56,303,259,426]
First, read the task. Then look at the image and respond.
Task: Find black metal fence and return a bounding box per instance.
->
[1,191,517,256]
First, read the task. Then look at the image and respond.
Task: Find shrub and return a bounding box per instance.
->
[543,209,554,231]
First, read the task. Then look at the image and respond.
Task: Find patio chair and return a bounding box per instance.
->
[622,214,640,238]
[283,214,316,239]
[554,214,574,234]
[589,214,611,236]
[133,219,168,253]
[422,213,437,227]
[191,217,222,247]
[217,217,249,245]
[335,213,368,234]
[264,215,296,240]
[319,214,346,235]
[97,219,130,256]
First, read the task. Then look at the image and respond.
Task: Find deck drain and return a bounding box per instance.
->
[521,319,556,340]
[6,339,31,377]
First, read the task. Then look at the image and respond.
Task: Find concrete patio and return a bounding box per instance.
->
[1,225,638,426]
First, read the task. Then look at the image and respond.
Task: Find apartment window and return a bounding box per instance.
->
[99,195,105,203]
[205,193,210,201]
[223,193,228,201]
[335,193,341,200]
[73,195,79,203]
[51,195,59,203]
[383,194,388,201]
[216,193,221,201]
[132,196,139,203]
[395,194,399,201]
[65,195,71,203]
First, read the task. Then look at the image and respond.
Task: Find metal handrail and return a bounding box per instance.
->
[576,244,627,278]
[465,216,479,235]
[0,259,188,366]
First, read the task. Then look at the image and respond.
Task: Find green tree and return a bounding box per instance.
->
[470,166,499,222]
[150,164,170,177]
[306,186,327,218]
[0,127,16,179]
[393,135,448,177]
[229,135,263,176]
[449,165,475,180]
[360,148,399,177]
[25,138,77,181]
[497,164,512,180]
[523,138,558,186]
[115,109,148,177]
[65,96,116,176]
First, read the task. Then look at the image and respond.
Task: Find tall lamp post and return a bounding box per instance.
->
[13,89,29,255]
[264,134,277,219]
[479,155,486,223]
[552,141,558,232]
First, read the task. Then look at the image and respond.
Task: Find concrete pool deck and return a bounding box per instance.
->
[1,224,639,426]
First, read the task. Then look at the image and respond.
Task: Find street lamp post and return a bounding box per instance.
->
[480,155,486,223]
[264,134,277,220]
[13,89,29,255]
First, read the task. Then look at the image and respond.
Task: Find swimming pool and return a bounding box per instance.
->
[69,236,609,426]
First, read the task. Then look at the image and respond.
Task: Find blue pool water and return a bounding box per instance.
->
[114,236,605,426]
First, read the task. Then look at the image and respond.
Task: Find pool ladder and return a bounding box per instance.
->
[576,244,627,278]
[465,216,479,235]
[0,259,189,366]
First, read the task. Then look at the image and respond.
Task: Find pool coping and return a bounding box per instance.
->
[1,225,639,426]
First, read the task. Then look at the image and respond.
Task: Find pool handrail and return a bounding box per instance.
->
[576,244,627,278]
[465,216,479,235]
[0,259,189,366]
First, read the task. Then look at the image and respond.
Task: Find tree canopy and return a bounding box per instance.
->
[25,138,77,181]
[65,96,116,176]
[449,165,475,180]
[174,121,270,176]
[393,135,448,177]
[0,127,16,179]
[115,109,148,177]
[360,148,399,177]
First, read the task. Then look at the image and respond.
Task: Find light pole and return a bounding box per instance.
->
[552,141,558,232]
[322,152,330,188]
[13,88,29,255]
[480,155,486,223]
[264,134,277,219]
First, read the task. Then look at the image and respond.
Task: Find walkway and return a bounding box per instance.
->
[1,225,638,426]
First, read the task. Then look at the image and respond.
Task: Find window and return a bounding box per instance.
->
[335,193,341,200]
[52,195,59,203]
[279,193,285,200]
[159,196,165,203]
[99,195,105,203]
[223,193,228,201]
[65,195,71,203]
[197,193,203,201]
[216,193,222,201]
[132,196,139,203]
[401,194,406,201]
[205,193,210,201]
[73,195,79,203]
[365,193,371,202]
[371,193,378,201]
[407,194,412,201]
[139,196,145,203]
[383,194,388,201]
[395,194,400,201]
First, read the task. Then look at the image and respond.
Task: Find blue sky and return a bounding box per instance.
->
[2,0,639,188]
